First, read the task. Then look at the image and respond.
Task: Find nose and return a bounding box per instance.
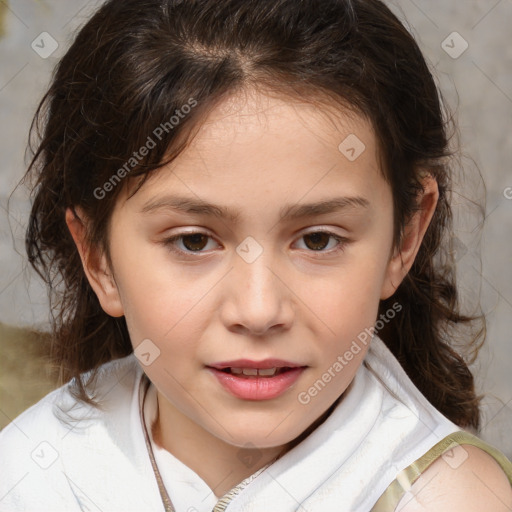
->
[220,247,294,337]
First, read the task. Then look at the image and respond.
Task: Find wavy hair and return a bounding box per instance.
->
[23,0,484,428]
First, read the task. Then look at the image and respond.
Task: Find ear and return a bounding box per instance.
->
[65,207,124,317]
[380,174,439,300]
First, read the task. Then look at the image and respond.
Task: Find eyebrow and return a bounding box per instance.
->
[140,194,370,223]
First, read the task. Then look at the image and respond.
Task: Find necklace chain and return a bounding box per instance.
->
[139,375,176,512]
[137,373,301,511]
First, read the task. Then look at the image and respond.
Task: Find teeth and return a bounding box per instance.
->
[257,368,278,376]
[228,367,279,376]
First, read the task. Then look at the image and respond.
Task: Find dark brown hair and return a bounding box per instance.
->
[24,0,484,428]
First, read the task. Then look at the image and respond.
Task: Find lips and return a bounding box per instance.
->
[208,359,304,379]
[206,359,307,400]
[222,367,289,377]
[208,358,303,371]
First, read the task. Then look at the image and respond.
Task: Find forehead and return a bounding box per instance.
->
[119,86,387,217]
[193,86,370,149]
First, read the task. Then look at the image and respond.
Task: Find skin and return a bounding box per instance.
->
[66,87,511,507]
[397,445,512,511]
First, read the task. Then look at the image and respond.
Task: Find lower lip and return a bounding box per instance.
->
[207,367,306,400]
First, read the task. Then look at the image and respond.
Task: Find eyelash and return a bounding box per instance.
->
[161,230,350,257]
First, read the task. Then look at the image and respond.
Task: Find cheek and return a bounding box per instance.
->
[108,240,201,344]
[297,256,386,332]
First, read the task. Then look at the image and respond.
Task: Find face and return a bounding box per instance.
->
[88,88,401,449]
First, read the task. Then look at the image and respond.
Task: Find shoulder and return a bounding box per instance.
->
[0,354,139,445]
[0,383,70,452]
[0,354,142,510]
[397,444,512,511]
[0,383,78,510]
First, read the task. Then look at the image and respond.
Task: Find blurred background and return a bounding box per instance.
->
[0,0,511,456]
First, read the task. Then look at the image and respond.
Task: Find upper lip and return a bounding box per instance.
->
[208,359,305,370]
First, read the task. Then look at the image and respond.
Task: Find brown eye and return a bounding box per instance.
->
[181,233,209,251]
[162,232,217,254]
[295,231,349,255]
[303,232,332,251]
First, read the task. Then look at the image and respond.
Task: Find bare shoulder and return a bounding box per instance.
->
[396,444,512,512]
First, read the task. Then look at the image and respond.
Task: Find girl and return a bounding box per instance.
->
[1,0,511,510]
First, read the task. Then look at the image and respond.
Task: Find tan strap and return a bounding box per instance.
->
[371,431,512,511]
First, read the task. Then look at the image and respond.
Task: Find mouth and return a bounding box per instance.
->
[214,366,297,377]
[206,359,308,400]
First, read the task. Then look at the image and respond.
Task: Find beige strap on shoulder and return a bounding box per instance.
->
[371,431,512,512]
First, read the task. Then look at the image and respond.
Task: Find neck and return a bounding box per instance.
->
[152,394,283,497]
[152,391,341,498]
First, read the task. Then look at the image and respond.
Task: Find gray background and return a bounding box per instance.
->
[1,1,511,456]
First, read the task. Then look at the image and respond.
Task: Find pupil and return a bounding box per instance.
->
[183,234,207,251]
[305,232,329,251]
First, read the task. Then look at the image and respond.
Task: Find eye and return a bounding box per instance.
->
[161,230,349,256]
[295,230,349,254]
[162,232,219,254]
